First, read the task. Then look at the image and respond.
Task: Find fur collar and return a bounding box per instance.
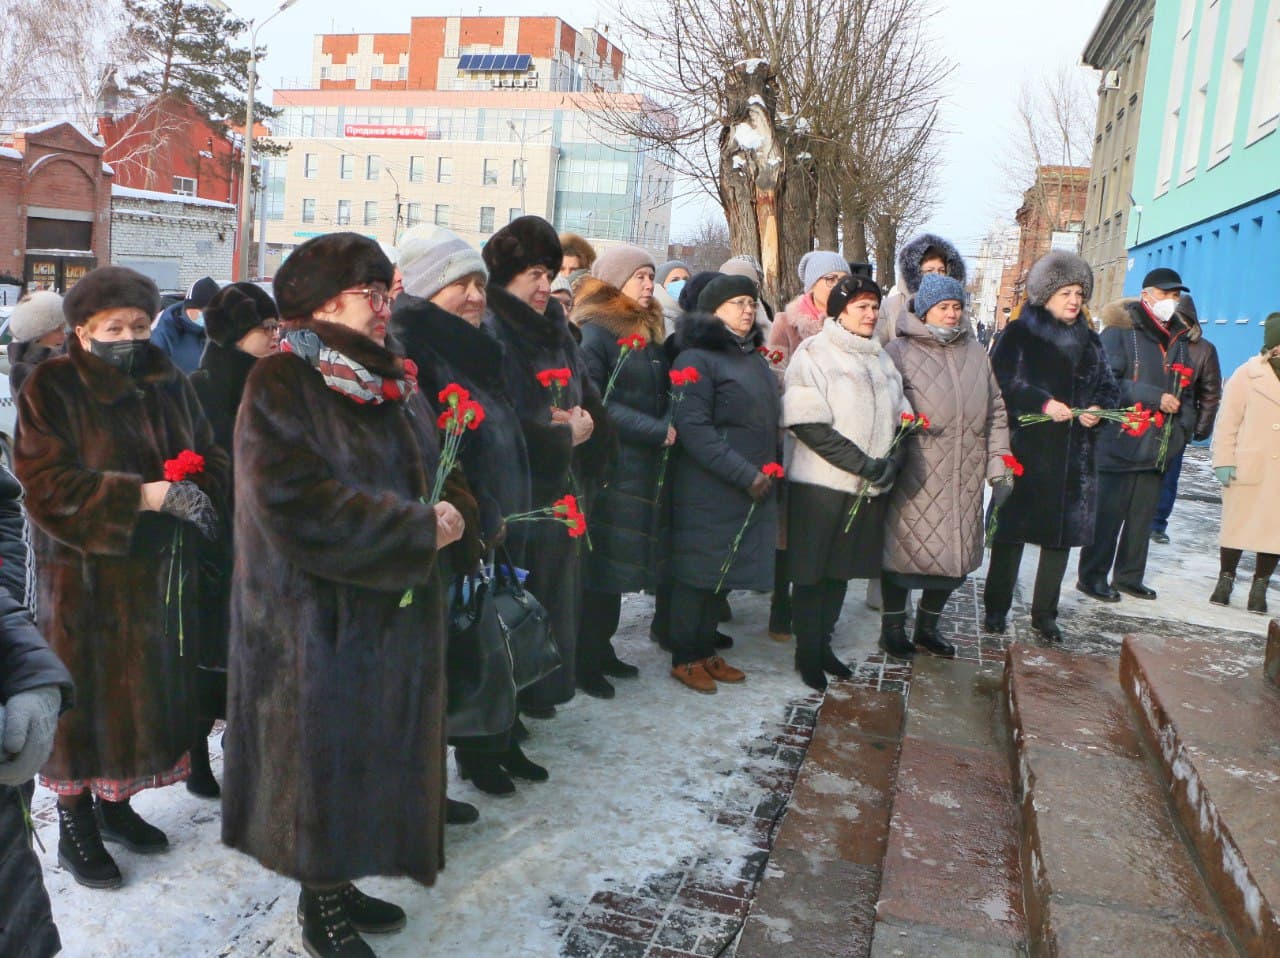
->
[674,312,765,354]
[1019,303,1093,365]
[196,338,259,404]
[293,318,409,381]
[67,334,180,404]
[897,232,966,294]
[390,294,506,392]
[819,317,883,355]
[486,282,576,353]
[781,293,825,340]
[572,277,666,344]
[1100,297,1190,342]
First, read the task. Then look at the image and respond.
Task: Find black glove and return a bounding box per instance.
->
[161,480,219,540]
[864,456,897,487]
[747,473,773,502]
[990,478,1014,509]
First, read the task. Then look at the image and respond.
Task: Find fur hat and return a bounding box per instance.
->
[826,275,883,318]
[559,232,597,269]
[897,232,966,294]
[274,232,393,321]
[799,250,848,293]
[591,244,656,291]
[679,271,721,312]
[185,276,220,310]
[63,266,160,329]
[398,225,487,302]
[913,273,966,318]
[697,274,757,314]
[1026,250,1094,306]
[205,282,279,347]
[719,255,763,281]
[484,216,563,287]
[656,260,689,286]
[9,290,65,342]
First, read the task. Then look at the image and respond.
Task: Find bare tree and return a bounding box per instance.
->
[677,215,733,273]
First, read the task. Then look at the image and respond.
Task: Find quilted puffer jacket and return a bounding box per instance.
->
[883,312,1010,578]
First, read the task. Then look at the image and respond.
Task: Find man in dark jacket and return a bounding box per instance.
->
[1077,268,1197,601]
[1151,294,1222,544]
[152,276,218,373]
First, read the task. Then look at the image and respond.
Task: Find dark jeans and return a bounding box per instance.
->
[1152,450,1185,534]
[791,578,848,645]
[984,541,1071,620]
[1078,470,1163,588]
[578,589,622,677]
[669,582,721,666]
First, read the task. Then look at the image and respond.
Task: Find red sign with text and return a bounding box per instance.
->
[344,124,430,139]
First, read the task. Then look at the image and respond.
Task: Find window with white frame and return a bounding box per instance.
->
[409,156,425,183]
[364,201,378,225]
[512,158,524,185]
[372,65,383,80]
[301,198,316,223]
[366,155,381,181]
[406,202,422,227]
[304,153,319,179]
[437,157,453,183]
[336,200,351,225]
[479,206,495,233]
[340,155,354,180]
[508,207,522,223]
[1248,6,1280,142]
[483,159,499,185]
[173,176,196,196]
[434,204,451,226]
[398,65,408,80]
[1180,0,1221,183]
[1211,0,1254,164]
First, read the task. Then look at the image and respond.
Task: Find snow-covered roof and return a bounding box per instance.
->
[0,147,21,161]
[14,119,103,144]
[111,185,234,210]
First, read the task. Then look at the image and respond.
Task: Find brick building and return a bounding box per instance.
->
[111,186,236,292]
[0,122,113,291]
[1011,165,1091,302]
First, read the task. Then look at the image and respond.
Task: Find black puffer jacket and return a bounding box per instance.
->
[575,278,670,594]
[0,466,32,608]
[669,313,780,592]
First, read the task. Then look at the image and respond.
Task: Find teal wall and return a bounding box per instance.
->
[1129,0,1280,246]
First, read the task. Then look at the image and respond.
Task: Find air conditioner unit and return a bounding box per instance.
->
[1103,70,1121,91]
[491,79,503,88]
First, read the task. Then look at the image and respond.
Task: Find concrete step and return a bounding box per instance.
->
[1005,643,1238,957]
[736,684,904,958]
[1121,633,1280,957]
[871,657,1027,956]
[1266,619,1279,688]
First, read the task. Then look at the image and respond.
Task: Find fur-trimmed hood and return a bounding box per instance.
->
[572,277,666,344]
[674,312,765,354]
[1099,296,1191,341]
[897,232,966,294]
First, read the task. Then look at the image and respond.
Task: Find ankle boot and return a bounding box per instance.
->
[1248,576,1269,615]
[1030,614,1064,644]
[1209,572,1235,606]
[820,641,853,679]
[455,750,515,796]
[186,736,220,799]
[982,610,1007,634]
[794,632,827,692]
[57,796,122,888]
[878,619,915,660]
[97,797,168,854]
[913,608,956,658]
[297,884,405,935]
[445,797,479,825]
[498,743,548,782]
[298,886,377,957]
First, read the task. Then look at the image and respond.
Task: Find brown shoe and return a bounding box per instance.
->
[768,630,793,643]
[671,661,717,694]
[702,655,745,683]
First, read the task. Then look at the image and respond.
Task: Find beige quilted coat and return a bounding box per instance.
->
[883,312,1010,578]
[1212,355,1280,553]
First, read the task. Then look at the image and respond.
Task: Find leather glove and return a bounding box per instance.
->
[747,472,773,502]
[0,686,61,786]
[1215,466,1236,487]
[866,456,898,487]
[162,480,219,540]
[990,478,1014,509]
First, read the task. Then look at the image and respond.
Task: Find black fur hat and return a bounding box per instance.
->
[274,232,393,321]
[205,282,279,347]
[63,266,160,328]
[483,216,562,287]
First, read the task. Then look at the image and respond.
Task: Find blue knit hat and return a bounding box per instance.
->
[799,251,848,293]
[913,273,965,319]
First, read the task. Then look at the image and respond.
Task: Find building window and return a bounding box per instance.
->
[409,156,425,183]
[304,153,319,179]
[173,175,196,196]
[301,198,316,223]
[337,200,351,225]
[1249,8,1280,142]
[364,201,378,226]
[339,155,354,180]
[434,204,451,226]
[320,66,330,79]
[372,65,383,80]
[509,207,522,223]
[480,206,495,233]
[398,65,408,80]
[367,155,381,181]
[512,158,524,185]
[483,159,498,185]
[437,157,453,184]
[406,202,422,227]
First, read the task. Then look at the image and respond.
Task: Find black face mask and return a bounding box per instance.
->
[89,338,149,375]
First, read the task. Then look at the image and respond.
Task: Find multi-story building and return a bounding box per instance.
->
[1011,166,1091,302]
[1081,0,1156,306]
[1126,0,1280,378]
[969,225,1021,331]
[262,17,674,275]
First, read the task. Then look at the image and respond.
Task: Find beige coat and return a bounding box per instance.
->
[1212,356,1280,552]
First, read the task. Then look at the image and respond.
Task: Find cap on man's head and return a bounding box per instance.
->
[1141,267,1189,293]
[185,276,220,310]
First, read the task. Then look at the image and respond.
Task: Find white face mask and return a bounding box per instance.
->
[1149,297,1177,323]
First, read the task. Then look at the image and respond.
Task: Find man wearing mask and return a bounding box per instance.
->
[653,260,690,333]
[152,276,217,373]
[1077,268,1196,602]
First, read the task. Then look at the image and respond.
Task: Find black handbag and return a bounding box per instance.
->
[446,572,518,738]
[490,546,560,690]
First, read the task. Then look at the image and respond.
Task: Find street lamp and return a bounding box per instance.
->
[237,0,300,281]
[506,120,553,218]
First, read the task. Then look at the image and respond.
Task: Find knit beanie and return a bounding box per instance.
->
[913,273,966,319]
[550,274,574,296]
[398,225,487,302]
[656,260,689,286]
[1264,312,1280,353]
[826,275,883,318]
[679,271,721,312]
[591,244,656,291]
[204,282,279,347]
[697,274,757,314]
[799,250,848,293]
[63,266,159,329]
[274,232,393,321]
[9,290,65,342]
[719,255,763,281]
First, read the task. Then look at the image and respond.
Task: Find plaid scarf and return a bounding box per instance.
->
[282,329,418,404]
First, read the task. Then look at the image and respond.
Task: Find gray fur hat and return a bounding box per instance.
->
[897,232,966,294]
[1026,251,1094,306]
[9,290,65,342]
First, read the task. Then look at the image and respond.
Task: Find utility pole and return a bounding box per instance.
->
[506,120,553,218]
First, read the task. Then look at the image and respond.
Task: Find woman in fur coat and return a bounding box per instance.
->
[575,245,671,698]
[483,216,614,717]
[881,274,1011,659]
[783,277,910,690]
[221,233,480,958]
[668,275,781,694]
[15,267,229,890]
[985,252,1120,642]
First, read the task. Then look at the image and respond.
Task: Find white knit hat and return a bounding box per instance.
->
[398,225,488,301]
[9,291,65,342]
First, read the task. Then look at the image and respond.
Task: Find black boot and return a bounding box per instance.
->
[716,593,733,622]
[498,743,548,782]
[298,886,377,957]
[96,797,169,854]
[456,750,515,796]
[446,797,479,825]
[820,642,853,679]
[714,631,734,649]
[878,619,916,660]
[600,646,640,679]
[794,633,827,692]
[1248,576,1269,615]
[57,795,122,889]
[1209,572,1235,606]
[298,884,405,935]
[577,671,616,699]
[510,716,530,743]
[1030,614,1064,643]
[186,735,220,799]
[982,611,1007,634]
[913,608,956,658]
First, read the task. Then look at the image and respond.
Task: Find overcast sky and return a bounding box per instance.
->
[245,0,1111,258]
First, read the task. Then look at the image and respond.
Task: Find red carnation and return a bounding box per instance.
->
[163,449,206,483]
[535,369,556,388]
[439,383,469,407]
[762,462,785,479]
[917,413,932,430]
[680,366,700,384]
[461,399,485,430]
[901,412,915,424]
[669,370,687,387]
[1001,453,1025,477]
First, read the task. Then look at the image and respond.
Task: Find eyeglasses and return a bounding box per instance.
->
[343,287,390,312]
[726,297,758,310]
[818,273,845,287]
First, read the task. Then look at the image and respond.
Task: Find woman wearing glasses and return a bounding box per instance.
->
[667,275,781,693]
[222,233,482,958]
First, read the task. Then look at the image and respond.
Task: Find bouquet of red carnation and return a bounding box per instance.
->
[162,449,206,655]
[535,367,573,409]
[757,346,784,366]
[843,412,928,532]
[717,462,784,591]
[1155,363,1193,469]
[603,335,648,405]
[503,493,588,538]
[431,383,485,503]
[985,454,1024,547]
[1018,403,1152,430]
[653,366,700,501]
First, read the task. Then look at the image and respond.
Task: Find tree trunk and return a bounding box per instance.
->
[873,214,898,290]
[814,161,840,253]
[842,210,869,264]
[777,156,815,304]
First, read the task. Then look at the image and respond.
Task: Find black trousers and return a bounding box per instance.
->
[668,582,721,666]
[984,541,1071,619]
[791,578,848,646]
[768,549,792,633]
[578,589,622,677]
[1077,470,1162,588]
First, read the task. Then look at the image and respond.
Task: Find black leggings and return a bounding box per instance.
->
[880,578,952,624]
[1220,549,1280,580]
